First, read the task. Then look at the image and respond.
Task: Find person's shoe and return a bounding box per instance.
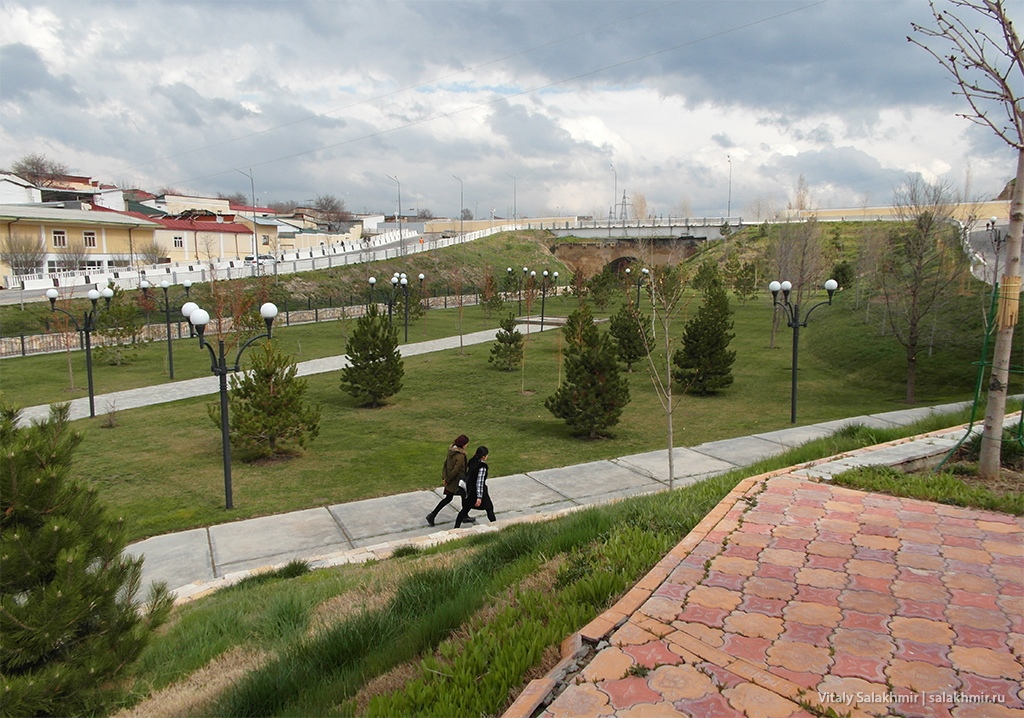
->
[425,514,435,527]
[463,516,476,524]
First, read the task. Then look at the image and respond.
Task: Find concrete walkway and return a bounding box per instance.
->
[122,401,981,604]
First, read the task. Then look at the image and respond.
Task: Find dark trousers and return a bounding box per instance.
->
[427,488,463,520]
[455,487,495,527]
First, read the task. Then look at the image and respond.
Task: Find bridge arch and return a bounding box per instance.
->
[551,238,699,277]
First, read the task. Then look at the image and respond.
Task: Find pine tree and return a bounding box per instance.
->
[545,307,630,438]
[222,340,322,460]
[0,403,173,716]
[609,301,652,372]
[672,278,736,395]
[489,313,524,371]
[340,303,404,407]
[561,301,599,354]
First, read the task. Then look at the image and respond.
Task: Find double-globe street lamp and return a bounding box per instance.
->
[625,266,649,305]
[769,279,839,424]
[46,286,114,418]
[141,279,193,380]
[368,273,413,341]
[539,270,559,331]
[182,301,279,510]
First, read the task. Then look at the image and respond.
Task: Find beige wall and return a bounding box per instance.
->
[799,200,1010,224]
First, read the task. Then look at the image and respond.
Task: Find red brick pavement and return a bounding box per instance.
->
[506,473,1024,718]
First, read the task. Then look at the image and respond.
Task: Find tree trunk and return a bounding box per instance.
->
[979,148,1024,479]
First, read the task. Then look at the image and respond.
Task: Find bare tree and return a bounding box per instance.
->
[0,234,47,277]
[54,239,88,272]
[910,0,1023,478]
[765,219,826,347]
[313,195,353,232]
[632,192,648,221]
[136,241,165,266]
[880,177,968,403]
[8,153,68,187]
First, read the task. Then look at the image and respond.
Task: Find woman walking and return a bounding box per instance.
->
[426,435,471,526]
[455,446,495,528]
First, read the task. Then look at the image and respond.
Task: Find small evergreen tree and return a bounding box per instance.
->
[691,259,721,293]
[217,340,322,460]
[672,278,736,395]
[561,301,599,353]
[0,403,173,716]
[489,313,524,371]
[732,261,760,304]
[340,303,404,407]
[545,308,630,438]
[480,272,505,318]
[585,267,617,310]
[609,301,652,372]
[95,287,147,366]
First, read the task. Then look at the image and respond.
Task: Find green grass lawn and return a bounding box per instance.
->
[5,285,989,543]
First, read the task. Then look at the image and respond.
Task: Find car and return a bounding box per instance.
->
[244,254,277,266]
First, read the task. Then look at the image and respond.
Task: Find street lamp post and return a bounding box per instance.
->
[727,155,732,219]
[184,302,278,510]
[400,273,410,342]
[987,216,1005,285]
[142,279,193,380]
[627,267,649,305]
[453,175,463,238]
[540,270,549,331]
[46,286,113,418]
[507,173,516,223]
[610,163,617,221]
[387,175,403,256]
[419,273,426,312]
[521,267,528,315]
[769,279,839,424]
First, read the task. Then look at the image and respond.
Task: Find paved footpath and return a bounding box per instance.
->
[122,401,983,604]
[508,463,1023,718]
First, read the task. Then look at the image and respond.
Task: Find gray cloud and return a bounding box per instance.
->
[0,43,82,104]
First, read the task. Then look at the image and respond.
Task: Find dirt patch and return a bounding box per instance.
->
[111,646,267,718]
[946,464,1024,496]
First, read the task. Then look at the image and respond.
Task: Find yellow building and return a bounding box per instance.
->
[0,203,159,285]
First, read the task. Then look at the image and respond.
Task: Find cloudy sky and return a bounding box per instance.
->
[0,0,1018,220]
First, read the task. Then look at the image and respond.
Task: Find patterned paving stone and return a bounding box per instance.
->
[948,646,1024,679]
[622,641,684,669]
[893,638,952,666]
[601,676,663,710]
[832,628,895,658]
[840,589,899,615]
[581,647,635,683]
[894,579,951,602]
[766,640,832,674]
[890,616,955,644]
[723,682,805,718]
[897,599,949,621]
[544,682,614,718]
[645,664,717,702]
[945,605,1010,632]
[779,622,833,646]
[783,601,843,627]
[672,691,745,718]
[830,652,890,683]
[686,585,743,611]
[887,659,961,692]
